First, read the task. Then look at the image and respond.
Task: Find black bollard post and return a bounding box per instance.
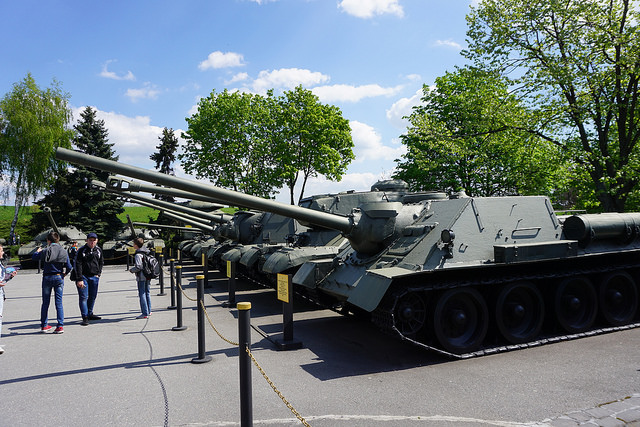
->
[238,302,253,427]
[157,253,166,296]
[126,247,132,271]
[178,249,182,265]
[191,275,212,364]
[167,259,177,310]
[275,274,303,350]
[222,261,237,308]
[172,266,187,331]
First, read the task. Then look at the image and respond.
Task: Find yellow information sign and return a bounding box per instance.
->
[277,274,289,303]
[155,246,163,253]
[226,260,232,278]
[128,247,136,255]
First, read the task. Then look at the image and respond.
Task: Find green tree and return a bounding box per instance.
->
[180,89,282,200]
[277,86,354,204]
[0,73,73,237]
[395,67,567,200]
[150,127,179,203]
[37,106,124,239]
[465,0,640,212]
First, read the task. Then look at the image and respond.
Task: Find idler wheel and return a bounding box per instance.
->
[433,288,488,354]
[554,276,597,333]
[495,281,544,344]
[598,271,638,326]
[393,291,427,337]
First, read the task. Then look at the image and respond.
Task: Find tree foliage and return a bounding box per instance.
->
[465,0,640,212]
[180,89,281,199]
[277,86,354,204]
[34,106,124,239]
[0,73,74,236]
[180,86,354,204]
[395,67,568,200]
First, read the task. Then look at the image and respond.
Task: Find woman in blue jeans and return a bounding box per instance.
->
[129,237,152,319]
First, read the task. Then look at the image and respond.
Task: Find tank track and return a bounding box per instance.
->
[372,260,640,359]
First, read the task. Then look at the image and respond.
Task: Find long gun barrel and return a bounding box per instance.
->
[43,207,60,235]
[58,148,353,234]
[107,176,226,205]
[120,196,216,233]
[96,180,232,224]
[132,222,203,232]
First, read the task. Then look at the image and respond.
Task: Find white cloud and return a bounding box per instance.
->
[99,60,135,81]
[434,39,463,50]
[312,83,403,103]
[338,0,404,18]
[198,51,246,70]
[386,88,424,129]
[250,68,330,93]
[349,120,406,162]
[225,72,249,85]
[125,83,161,102]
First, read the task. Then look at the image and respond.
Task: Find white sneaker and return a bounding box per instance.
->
[0,346,4,354]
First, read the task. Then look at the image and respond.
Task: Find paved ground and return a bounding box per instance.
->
[1,261,640,427]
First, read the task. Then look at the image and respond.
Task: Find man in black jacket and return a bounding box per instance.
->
[73,232,104,326]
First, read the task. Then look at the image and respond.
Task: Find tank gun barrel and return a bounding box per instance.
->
[125,214,137,239]
[120,196,216,233]
[95,180,232,224]
[43,207,60,235]
[132,222,202,232]
[106,176,227,206]
[59,148,353,234]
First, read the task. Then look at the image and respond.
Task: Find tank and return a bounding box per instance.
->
[57,147,640,358]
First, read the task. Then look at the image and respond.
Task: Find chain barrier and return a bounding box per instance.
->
[244,345,311,427]
[173,274,310,426]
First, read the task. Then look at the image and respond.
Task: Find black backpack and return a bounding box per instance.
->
[142,253,160,280]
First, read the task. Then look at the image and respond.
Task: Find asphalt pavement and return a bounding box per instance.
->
[1,260,640,427]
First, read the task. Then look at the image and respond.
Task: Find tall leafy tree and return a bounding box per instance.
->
[0,73,73,237]
[41,106,124,239]
[277,86,354,205]
[180,89,286,200]
[465,0,640,211]
[395,67,567,200]
[150,127,179,203]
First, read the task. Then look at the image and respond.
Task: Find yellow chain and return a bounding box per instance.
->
[177,281,197,302]
[176,276,311,426]
[245,345,311,427]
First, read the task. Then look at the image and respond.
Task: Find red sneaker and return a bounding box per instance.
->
[41,325,54,333]
[54,327,64,334]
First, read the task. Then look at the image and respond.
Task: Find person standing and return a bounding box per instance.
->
[0,244,18,354]
[129,238,151,319]
[73,232,104,326]
[33,231,72,334]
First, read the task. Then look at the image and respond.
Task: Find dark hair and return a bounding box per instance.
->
[133,237,144,248]
[47,231,60,243]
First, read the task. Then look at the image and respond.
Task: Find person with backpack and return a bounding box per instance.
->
[73,233,104,326]
[33,232,72,334]
[129,238,152,319]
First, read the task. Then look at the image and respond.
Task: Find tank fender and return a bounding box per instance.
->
[293,259,334,289]
[345,269,407,312]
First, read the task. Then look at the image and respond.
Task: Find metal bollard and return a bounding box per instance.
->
[275,274,303,350]
[167,259,177,310]
[238,302,253,427]
[192,275,212,364]
[157,253,166,296]
[172,266,187,331]
[222,261,237,307]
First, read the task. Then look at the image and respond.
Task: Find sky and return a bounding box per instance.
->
[1,0,476,204]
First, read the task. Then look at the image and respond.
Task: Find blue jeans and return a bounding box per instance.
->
[137,280,151,316]
[77,276,100,317]
[41,275,64,327]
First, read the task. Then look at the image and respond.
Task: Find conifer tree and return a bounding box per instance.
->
[150,127,179,203]
[34,107,124,239]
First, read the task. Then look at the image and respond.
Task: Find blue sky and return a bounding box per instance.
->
[1,0,475,203]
